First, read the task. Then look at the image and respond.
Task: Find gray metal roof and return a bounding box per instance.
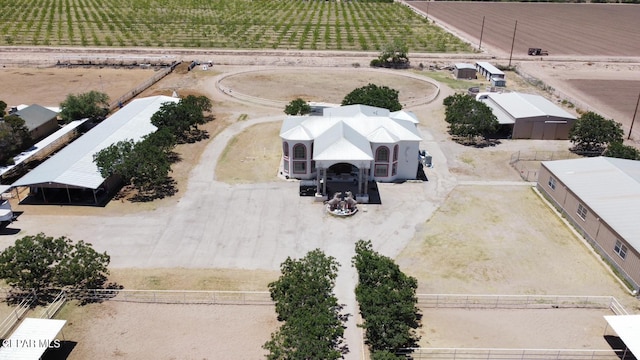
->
[481,92,576,121]
[542,157,640,251]
[475,62,505,76]
[12,96,179,190]
[455,63,475,70]
[14,104,58,131]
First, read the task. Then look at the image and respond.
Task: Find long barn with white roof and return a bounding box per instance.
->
[11,95,179,205]
[537,156,640,291]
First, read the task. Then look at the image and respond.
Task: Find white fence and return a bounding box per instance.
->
[400,348,629,360]
[70,289,273,305]
[39,291,66,319]
[0,292,36,338]
[416,294,627,314]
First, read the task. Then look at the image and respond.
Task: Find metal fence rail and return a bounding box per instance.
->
[416,294,625,312]
[400,348,629,360]
[40,291,67,319]
[0,292,36,338]
[69,289,273,305]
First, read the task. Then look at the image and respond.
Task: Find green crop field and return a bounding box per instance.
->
[0,0,471,52]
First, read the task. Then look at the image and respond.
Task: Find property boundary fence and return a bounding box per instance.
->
[398,348,630,360]
[509,151,580,182]
[107,61,181,111]
[69,289,273,305]
[0,292,36,339]
[416,294,627,314]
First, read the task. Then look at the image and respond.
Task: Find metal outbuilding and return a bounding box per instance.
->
[11,95,179,204]
[537,157,640,291]
[453,63,477,79]
[478,92,576,139]
[475,61,505,80]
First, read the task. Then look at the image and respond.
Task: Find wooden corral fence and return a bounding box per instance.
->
[68,289,273,306]
[509,151,580,182]
[397,348,629,360]
[416,294,627,314]
[107,60,181,111]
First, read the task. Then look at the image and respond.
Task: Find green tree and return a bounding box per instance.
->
[0,115,32,166]
[0,233,110,297]
[372,39,409,69]
[59,91,110,123]
[0,100,7,116]
[342,83,402,112]
[603,142,640,160]
[264,249,347,360]
[151,95,212,143]
[284,98,311,116]
[569,112,624,155]
[443,93,499,141]
[93,139,136,180]
[353,240,420,358]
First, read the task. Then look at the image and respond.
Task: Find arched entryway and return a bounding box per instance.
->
[316,161,371,203]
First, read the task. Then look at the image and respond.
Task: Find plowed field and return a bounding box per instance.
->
[410,2,640,57]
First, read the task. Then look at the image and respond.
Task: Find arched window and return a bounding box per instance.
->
[374,146,390,177]
[293,144,306,160]
[293,143,307,174]
[375,147,389,162]
[392,145,399,176]
[283,142,289,157]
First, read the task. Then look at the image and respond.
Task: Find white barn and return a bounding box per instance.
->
[279,105,423,202]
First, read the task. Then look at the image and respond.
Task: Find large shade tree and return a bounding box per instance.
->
[353,240,421,359]
[342,83,402,112]
[151,95,212,143]
[59,91,110,123]
[264,249,347,360]
[569,112,624,155]
[0,115,32,166]
[443,93,499,142]
[284,98,311,116]
[0,233,110,298]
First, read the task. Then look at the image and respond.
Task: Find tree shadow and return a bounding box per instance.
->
[129,178,178,202]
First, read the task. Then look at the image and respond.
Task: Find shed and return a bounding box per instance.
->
[475,62,505,81]
[453,63,476,79]
[491,77,506,87]
[13,104,59,141]
[478,92,576,139]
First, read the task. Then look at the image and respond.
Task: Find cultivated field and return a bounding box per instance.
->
[410,2,640,57]
[0,0,470,52]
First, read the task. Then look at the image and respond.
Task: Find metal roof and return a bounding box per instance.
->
[542,157,640,251]
[0,318,66,360]
[0,119,87,178]
[475,62,505,76]
[12,96,179,190]
[13,104,58,131]
[455,63,476,70]
[480,92,576,122]
[604,315,640,358]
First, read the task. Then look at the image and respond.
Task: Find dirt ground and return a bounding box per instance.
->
[1,50,640,359]
[412,2,640,58]
[52,301,278,360]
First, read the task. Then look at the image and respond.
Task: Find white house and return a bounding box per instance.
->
[279,105,423,201]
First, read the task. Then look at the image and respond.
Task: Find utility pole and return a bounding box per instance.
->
[508,20,518,68]
[629,91,640,140]
[478,16,485,51]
